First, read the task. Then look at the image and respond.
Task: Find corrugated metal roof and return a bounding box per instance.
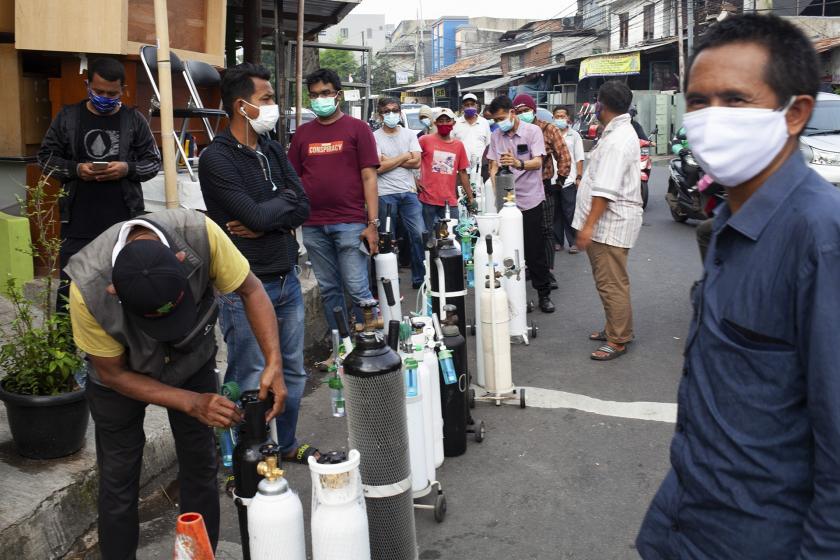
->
[228,0,360,37]
[462,74,523,92]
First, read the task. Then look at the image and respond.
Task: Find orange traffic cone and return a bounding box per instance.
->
[173,512,215,560]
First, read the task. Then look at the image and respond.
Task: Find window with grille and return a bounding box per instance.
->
[644,5,655,41]
[619,13,629,48]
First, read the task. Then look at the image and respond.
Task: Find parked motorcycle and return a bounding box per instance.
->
[665,133,724,222]
[640,126,658,209]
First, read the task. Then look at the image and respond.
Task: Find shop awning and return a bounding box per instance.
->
[462,74,522,92]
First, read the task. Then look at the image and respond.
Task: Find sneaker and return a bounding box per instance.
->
[539,296,555,313]
[568,245,580,254]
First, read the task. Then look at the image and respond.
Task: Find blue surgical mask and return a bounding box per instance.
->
[555,119,568,130]
[497,118,514,133]
[311,96,338,118]
[88,88,121,114]
[518,110,535,124]
[383,112,400,128]
[420,117,431,128]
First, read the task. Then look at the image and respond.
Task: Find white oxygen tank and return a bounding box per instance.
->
[308,450,371,560]
[423,344,445,468]
[480,235,514,395]
[415,345,437,480]
[483,178,497,214]
[473,214,504,388]
[498,192,529,344]
[248,456,306,560]
[403,356,430,494]
[375,213,401,326]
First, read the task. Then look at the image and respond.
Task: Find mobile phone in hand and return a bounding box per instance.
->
[92,161,109,171]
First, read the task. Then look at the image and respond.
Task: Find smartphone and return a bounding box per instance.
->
[92,161,109,170]
[359,239,370,256]
[516,144,529,155]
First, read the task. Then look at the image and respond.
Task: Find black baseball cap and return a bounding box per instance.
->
[112,239,197,342]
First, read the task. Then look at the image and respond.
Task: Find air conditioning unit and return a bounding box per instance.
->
[562,17,575,27]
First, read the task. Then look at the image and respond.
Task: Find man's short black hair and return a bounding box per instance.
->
[378,96,401,112]
[306,68,342,92]
[221,62,271,116]
[598,81,633,115]
[488,95,513,115]
[89,57,125,85]
[689,13,819,104]
[553,106,572,116]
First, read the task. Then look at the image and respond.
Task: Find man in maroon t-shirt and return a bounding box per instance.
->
[288,69,380,336]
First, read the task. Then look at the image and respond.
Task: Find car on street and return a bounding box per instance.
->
[800,92,840,186]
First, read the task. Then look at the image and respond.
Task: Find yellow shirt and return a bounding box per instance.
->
[69,217,250,358]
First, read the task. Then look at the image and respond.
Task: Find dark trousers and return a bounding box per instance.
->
[696,218,714,265]
[86,358,220,559]
[57,236,92,313]
[553,184,578,248]
[522,202,552,298]
[542,180,557,271]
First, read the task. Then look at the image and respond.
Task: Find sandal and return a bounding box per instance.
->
[588,331,635,344]
[591,344,628,361]
[283,443,320,464]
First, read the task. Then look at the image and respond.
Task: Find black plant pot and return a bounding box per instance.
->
[0,380,89,459]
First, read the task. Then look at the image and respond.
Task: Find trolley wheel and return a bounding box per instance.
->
[520,388,527,409]
[529,320,538,339]
[434,493,447,523]
[468,388,476,409]
[475,420,486,443]
[527,300,535,313]
[468,320,476,336]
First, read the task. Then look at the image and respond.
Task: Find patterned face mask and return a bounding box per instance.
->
[88,87,121,114]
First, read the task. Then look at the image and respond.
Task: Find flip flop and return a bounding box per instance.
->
[283,443,320,464]
[591,344,628,361]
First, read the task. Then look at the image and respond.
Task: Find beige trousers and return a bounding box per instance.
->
[587,241,634,344]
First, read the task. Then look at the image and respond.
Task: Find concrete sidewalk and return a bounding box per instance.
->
[0,272,326,559]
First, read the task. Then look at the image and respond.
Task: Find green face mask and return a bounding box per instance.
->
[519,110,535,124]
[311,96,338,117]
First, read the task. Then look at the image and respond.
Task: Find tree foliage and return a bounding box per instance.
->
[319,48,361,85]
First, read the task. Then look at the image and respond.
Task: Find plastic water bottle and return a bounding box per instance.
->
[438,349,458,385]
[404,357,419,397]
[329,366,346,417]
[216,428,235,468]
[466,261,474,288]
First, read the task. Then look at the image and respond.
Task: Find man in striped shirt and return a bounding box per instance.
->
[573,81,643,361]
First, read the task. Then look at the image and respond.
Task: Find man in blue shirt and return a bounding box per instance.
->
[637,14,840,558]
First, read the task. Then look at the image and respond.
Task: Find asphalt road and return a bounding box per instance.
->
[136,162,706,560]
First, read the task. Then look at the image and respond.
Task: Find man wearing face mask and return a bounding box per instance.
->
[373,97,425,289]
[552,107,585,254]
[38,57,161,312]
[198,63,315,465]
[288,69,380,337]
[486,95,553,313]
[512,94,571,282]
[637,15,840,559]
[453,93,492,176]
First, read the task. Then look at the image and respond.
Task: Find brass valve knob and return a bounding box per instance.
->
[256,456,284,482]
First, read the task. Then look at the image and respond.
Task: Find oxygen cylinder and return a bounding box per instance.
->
[481,236,514,394]
[414,344,437,479]
[472,214,504,388]
[439,306,468,457]
[495,167,515,215]
[375,211,401,326]
[498,190,529,344]
[343,302,417,560]
[248,445,306,560]
[309,450,371,560]
[233,391,273,560]
[404,356,431,494]
[423,343,445,468]
[430,236,467,347]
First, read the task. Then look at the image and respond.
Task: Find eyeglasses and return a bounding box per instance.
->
[308,89,339,100]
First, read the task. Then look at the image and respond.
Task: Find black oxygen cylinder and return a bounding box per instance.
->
[232,390,271,560]
[430,237,468,344]
[440,306,468,457]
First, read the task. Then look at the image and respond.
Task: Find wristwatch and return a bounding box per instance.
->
[518,159,525,170]
[368,218,381,228]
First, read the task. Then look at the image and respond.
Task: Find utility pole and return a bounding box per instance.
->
[687,0,695,62]
[677,0,685,92]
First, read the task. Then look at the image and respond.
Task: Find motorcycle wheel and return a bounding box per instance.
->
[670,206,689,223]
[641,181,649,210]
[667,180,689,223]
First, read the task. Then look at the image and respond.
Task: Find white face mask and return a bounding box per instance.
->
[683,99,794,187]
[241,101,280,135]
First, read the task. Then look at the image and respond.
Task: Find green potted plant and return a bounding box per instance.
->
[0,172,88,459]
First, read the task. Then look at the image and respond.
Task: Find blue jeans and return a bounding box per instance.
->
[379,193,426,286]
[303,223,374,331]
[422,203,459,234]
[218,273,306,455]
